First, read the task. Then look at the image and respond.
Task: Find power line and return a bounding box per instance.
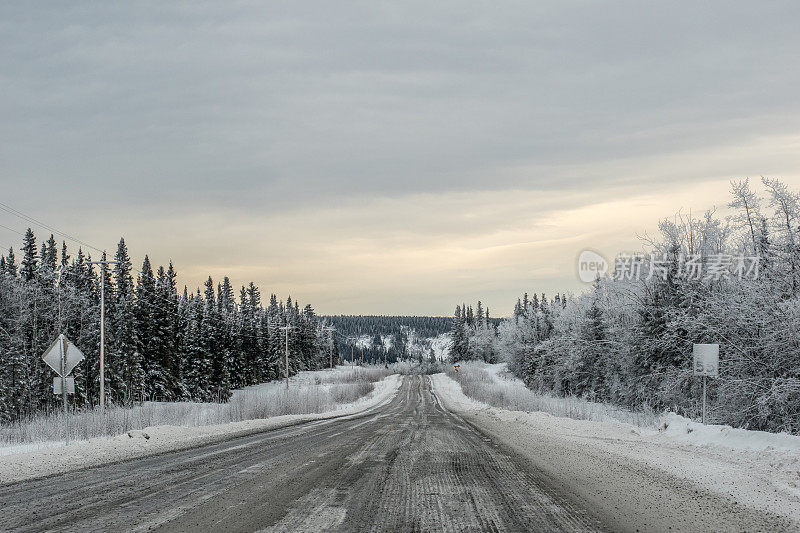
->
[0,201,103,254]
[0,222,27,238]
[0,201,232,316]
[0,201,274,313]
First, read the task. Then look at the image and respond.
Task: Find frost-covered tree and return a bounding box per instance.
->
[0,231,396,417]
[111,238,142,404]
[480,178,800,434]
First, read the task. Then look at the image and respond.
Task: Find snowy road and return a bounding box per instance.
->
[1,375,793,532]
[2,376,598,532]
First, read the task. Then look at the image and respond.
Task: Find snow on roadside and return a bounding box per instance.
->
[0,441,64,458]
[431,371,800,524]
[487,360,800,453]
[450,361,659,427]
[468,361,800,452]
[0,374,401,485]
[659,412,800,452]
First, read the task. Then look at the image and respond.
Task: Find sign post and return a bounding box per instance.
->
[61,335,67,441]
[692,343,719,424]
[42,334,85,444]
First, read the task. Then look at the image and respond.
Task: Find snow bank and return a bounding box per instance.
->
[0,441,64,458]
[0,374,401,485]
[659,412,800,452]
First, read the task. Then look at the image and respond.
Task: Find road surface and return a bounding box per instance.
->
[1,376,791,532]
[2,376,604,532]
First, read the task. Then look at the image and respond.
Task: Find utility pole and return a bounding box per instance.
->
[88,257,118,412]
[279,325,295,389]
[323,326,336,369]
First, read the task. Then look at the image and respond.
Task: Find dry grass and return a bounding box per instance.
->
[445,361,659,428]
[389,360,443,375]
[317,366,393,384]
[0,366,390,446]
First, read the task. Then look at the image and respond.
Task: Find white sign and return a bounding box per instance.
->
[53,376,75,395]
[42,334,85,377]
[693,343,719,377]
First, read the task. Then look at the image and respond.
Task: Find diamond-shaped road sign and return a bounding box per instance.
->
[42,334,85,377]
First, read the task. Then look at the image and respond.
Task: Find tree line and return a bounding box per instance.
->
[0,231,335,422]
[327,315,453,365]
[449,178,800,434]
[326,315,452,339]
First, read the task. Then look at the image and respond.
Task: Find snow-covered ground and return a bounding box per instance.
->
[400,330,451,361]
[0,370,401,484]
[432,366,800,526]
[427,333,452,361]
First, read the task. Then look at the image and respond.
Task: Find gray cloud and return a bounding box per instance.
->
[1,1,799,313]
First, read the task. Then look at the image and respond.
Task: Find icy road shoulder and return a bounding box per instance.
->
[431,372,800,530]
[0,374,402,485]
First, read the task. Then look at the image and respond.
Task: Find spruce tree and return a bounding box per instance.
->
[448,305,468,362]
[266,294,282,383]
[182,291,211,400]
[41,234,57,274]
[20,228,37,282]
[203,276,231,401]
[60,241,69,267]
[5,247,17,277]
[112,238,142,404]
[135,256,158,399]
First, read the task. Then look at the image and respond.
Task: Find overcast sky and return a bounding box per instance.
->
[2,2,800,315]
